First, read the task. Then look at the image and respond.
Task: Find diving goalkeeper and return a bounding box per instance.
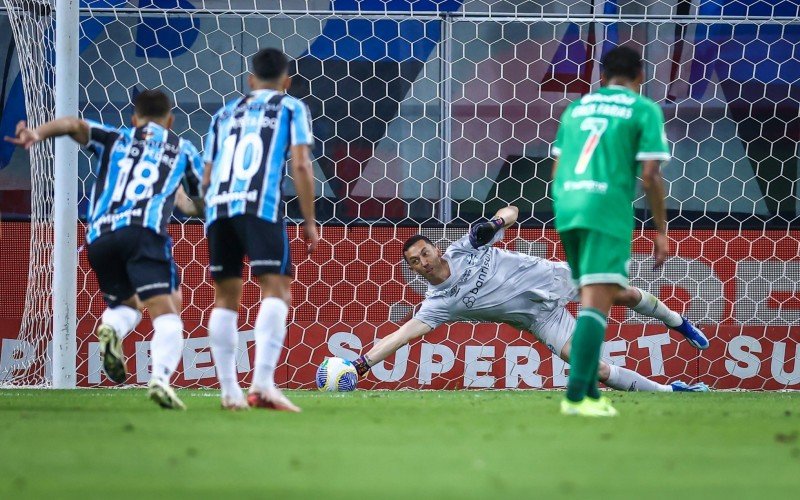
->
[351,206,710,392]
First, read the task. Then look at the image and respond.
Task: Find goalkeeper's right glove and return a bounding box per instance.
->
[469,217,505,248]
[352,355,371,377]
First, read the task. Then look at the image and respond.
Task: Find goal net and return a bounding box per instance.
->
[1,0,55,386]
[1,0,798,389]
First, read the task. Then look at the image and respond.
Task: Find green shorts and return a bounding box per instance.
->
[558,229,630,288]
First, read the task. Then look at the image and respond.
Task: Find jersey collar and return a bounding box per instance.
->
[142,122,166,131]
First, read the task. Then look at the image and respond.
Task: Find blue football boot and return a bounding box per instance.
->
[671,316,710,350]
[670,380,710,392]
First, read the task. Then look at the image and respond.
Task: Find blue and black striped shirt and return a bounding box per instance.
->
[203,90,314,225]
[85,120,203,243]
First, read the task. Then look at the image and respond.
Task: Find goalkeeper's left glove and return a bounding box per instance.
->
[469,217,505,248]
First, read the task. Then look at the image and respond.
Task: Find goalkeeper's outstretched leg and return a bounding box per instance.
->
[544,307,709,393]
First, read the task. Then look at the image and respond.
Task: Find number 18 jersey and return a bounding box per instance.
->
[85,121,203,244]
[551,85,670,241]
[203,89,314,225]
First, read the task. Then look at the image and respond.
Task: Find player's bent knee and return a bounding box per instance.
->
[120,295,140,310]
[613,287,639,308]
[580,284,621,313]
[559,340,572,364]
[213,277,243,310]
[597,361,611,381]
[171,289,183,311]
[257,274,292,304]
[143,293,178,319]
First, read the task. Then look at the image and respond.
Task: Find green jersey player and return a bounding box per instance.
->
[552,46,672,417]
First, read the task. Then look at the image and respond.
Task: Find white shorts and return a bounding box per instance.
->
[530,306,575,357]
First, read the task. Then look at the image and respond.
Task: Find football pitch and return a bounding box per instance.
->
[1,390,798,499]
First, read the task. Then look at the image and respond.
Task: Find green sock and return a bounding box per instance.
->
[586,337,604,400]
[586,358,602,400]
[565,308,608,402]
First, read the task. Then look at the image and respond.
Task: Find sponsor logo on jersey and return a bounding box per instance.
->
[218,101,282,121]
[207,189,259,206]
[91,208,143,228]
[460,251,492,307]
[563,180,608,193]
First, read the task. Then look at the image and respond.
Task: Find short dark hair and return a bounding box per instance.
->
[601,46,643,82]
[133,89,171,118]
[252,48,289,81]
[402,234,433,262]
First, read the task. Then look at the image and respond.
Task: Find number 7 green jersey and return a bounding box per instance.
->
[551,85,670,241]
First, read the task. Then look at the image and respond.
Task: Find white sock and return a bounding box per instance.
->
[632,288,682,328]
[252,297,289,391]
[604,363,672,392]
[208,307,241,397]
[150,313,184,383]
[101,305,141,340]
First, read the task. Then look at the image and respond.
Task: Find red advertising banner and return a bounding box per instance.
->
[1,221,798,389]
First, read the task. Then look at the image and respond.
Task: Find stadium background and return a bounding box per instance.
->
[0,0,798,389]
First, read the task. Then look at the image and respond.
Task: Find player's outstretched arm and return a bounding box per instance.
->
[641,160,668,268]
[352,319,432,376]
[290,144,319,254]
[4,118,89,149]
[469,205,518,247]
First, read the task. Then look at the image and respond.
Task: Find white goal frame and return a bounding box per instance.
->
[52,0,78,388]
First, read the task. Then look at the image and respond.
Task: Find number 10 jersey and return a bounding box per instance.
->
[203,89,314,226]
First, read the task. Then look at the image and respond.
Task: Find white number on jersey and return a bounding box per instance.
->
[575,117,608,174]
[111,158,160,202]
[218,132,264,183]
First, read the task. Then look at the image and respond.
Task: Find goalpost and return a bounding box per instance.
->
[51,0,79,388]
[1,0,77,387]
[1,1,798,389]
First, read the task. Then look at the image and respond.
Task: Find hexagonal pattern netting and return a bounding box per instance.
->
[2,0,798,389]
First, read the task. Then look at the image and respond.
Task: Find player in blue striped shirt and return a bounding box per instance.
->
[202,48,318,411]
[6,90,203,409]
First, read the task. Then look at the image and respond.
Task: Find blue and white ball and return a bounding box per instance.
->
[316,357,358,392]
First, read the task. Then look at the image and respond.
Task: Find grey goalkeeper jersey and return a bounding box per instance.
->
[414,229,577,331]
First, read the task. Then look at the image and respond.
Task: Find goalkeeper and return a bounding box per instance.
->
[351,206,710,393]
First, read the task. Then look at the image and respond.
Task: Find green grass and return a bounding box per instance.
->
[0,390,798,499]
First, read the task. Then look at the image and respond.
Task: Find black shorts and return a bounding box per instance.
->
[87,226,179,306]
[207,215,292,281]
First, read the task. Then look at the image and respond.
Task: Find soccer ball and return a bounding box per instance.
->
[315,357,358,392]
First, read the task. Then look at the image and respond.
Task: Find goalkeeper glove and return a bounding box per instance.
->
[469,217,505,248]
[352,355,371,377]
